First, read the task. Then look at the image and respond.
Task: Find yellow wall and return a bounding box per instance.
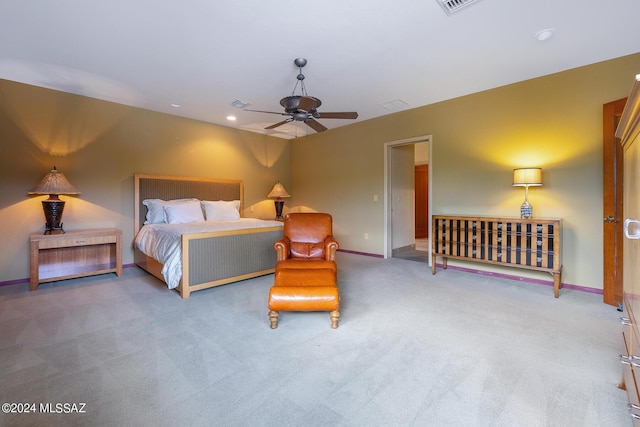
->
[289,52,640,290]
[0,80,289,283]
[2,53,640,291]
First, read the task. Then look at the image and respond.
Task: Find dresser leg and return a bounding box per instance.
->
[553,272,561,298]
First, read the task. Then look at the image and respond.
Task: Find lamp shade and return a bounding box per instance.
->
[267,182,290,199]
[28,167,80,195]
[512,168,542,187]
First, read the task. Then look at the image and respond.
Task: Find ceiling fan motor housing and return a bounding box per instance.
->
[280,95,322,115]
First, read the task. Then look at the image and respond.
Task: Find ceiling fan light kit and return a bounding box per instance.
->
[245,58,358,133]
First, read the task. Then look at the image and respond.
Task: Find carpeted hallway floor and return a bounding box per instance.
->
[393,238,430,263]
[0,252,628,426]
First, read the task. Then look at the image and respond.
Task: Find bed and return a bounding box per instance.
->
[134,174,283,298]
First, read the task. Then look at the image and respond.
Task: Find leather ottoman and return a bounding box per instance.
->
[268,268,340,329]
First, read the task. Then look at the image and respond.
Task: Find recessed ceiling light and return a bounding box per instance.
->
[535,28,554,41]
[227,115,237,121]
[170,103,181,108]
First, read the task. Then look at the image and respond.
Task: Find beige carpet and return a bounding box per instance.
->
[0,252,628,426]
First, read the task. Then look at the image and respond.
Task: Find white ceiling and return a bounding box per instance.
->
[1,0,640,139]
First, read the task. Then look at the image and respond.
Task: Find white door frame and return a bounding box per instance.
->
[383,135,432,260]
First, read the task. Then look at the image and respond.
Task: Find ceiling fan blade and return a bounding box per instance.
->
[265,118,293,130]
[317,112,359,119]
[304,119,328,132]
[245,109,288,116]
[297,96,317,112]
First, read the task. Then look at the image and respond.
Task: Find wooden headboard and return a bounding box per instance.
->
[134,174,243,234]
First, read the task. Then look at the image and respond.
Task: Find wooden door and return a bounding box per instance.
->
[415,165,429,238]
[603,98,626,307]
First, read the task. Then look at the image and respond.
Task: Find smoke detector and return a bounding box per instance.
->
[535,28,555,41]
[437,0,481,15]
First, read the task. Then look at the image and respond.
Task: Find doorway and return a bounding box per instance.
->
[383,135,432,263]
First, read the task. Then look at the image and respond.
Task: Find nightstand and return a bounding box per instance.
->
[29,228,122,290]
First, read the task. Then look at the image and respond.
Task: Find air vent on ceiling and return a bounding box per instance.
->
[231,99,251,109]
[379,99,409,111]
[437,0,480,15]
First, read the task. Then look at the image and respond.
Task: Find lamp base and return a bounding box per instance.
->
[44,223,65,235]
[520,201,533,219]
[274,200,284,220]
[42,199,66,234]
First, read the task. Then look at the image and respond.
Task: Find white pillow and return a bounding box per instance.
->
[163,201,205,224]
[202,200,241,221]
[143,198,198,224]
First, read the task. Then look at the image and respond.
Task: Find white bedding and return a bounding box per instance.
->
[135,218,283,289]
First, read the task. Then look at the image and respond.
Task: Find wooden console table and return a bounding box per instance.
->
[30,228,122,290]
[432,215,562,297]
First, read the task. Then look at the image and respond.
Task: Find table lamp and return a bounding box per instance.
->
[513,168,542,219]
[28,166,80,234]
[267,182,290,220]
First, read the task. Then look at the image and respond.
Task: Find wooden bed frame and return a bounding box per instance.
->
[134,174,283,298]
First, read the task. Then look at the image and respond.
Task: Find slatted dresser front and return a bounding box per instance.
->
[431,216,562,297]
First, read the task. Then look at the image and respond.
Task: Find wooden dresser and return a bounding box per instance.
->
[616,75,640,425]
[432,215,562,297]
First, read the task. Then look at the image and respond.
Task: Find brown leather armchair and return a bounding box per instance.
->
[274,213,338,273]
[269,212,341,328]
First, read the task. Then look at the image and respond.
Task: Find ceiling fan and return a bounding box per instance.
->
[245,58,358,133]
